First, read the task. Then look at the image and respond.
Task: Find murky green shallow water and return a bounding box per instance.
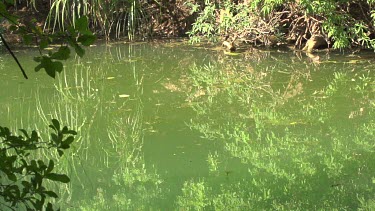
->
[1,40,374,210]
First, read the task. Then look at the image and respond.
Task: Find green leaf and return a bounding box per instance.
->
[39,38,49,49]
[19,129,30,139]
[22,34,33,45]
[68,130,78,135]
[61,126,77,135]
[34,56,63,78]
[52,119,60,130]
[30,160,38,171]
[53,61,63,74]
[33,198,44,210]
[64,136,74,144]
[33,56,42,62]
[57,149,64,156]
[75,16,89,33]
[60,144,70,149]
[37,160,47,170]
[78,34,96,46]
[21,181,30,192]
[74,44,85,57]
[44,191,58,198]
[20,159,28,168]
[6,172,17,182]
[67,25,78,37]
[51,46,71,60]
[46,160,54,173]
[30,130,38,142]
[61,136,74,149]
[50,133,59,144]
[67,37,85,57]
[62,126,68,133]
[45,173,70,183]
[49,125,57,132]
[34,64,42,72]
[46,202,54,211]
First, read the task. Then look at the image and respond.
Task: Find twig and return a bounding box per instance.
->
[0,33,28,79]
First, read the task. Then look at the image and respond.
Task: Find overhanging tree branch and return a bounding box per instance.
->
[0,33,28,79]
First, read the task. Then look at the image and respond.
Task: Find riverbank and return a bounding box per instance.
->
[2,1,375,52]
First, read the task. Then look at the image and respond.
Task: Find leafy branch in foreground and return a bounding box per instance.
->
[0,33,28,79]
[0,119,77,211]
[0,1,96,79]
[33,16,96,78]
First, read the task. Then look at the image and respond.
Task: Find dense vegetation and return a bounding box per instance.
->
[2,0,375,50]
[188,0,375,50]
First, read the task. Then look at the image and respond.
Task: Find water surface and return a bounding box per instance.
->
[1,41,374,210]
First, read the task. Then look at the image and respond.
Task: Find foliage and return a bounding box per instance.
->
[186,1,218,43]
[177,180,209,210]
[187,0,375,49]
[75,164,163,211]
[34,16,96,78]
[184,54,375,209]
[0,0,96,78]
[2,0,196,41]
[176,180,251,210]
[45,0,150,40]
[0,119,76,211]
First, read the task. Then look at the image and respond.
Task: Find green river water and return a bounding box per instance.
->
[1,40,374,210]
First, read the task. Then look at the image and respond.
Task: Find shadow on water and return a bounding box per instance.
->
[0,40,374,210]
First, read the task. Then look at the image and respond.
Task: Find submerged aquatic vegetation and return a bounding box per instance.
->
[184,54,375,209]
[1,42,374,210]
